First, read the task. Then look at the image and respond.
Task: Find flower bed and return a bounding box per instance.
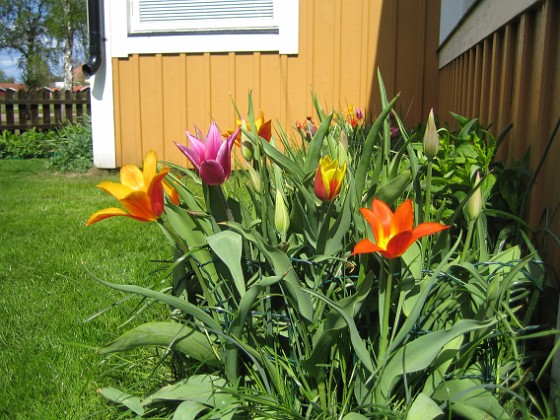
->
[86,80,555,418]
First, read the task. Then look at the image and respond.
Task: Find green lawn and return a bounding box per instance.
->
[0,160,172,419]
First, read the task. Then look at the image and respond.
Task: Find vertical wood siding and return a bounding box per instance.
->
[438,0,560,243]
[111,0,440,168]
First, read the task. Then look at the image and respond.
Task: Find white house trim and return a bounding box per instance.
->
[111,0,299,56]
[90,0,116,168]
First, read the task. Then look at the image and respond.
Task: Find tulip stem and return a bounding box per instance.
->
[157,219,217,315]
[461,219,476,263]
[378,259,395,365]
[424,159,433,223]
[421,159,434,264]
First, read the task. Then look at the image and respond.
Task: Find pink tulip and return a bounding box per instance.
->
[175,122,239,185]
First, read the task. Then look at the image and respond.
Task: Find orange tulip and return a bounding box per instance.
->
[353,198,449,259]
[86,150,178,225]
[224,111,272,144]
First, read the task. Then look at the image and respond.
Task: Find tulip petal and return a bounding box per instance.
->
[314,166,328,201]
[385,230,414,259]
[120,164,145,191]
[186,129,206,160]
[216,129,237,181]
[352,239,383,255]
[370,199,394,240]
[142,149,158,186]
[361,206,388,248]
[391,199,414,236]
[163,179,179,205]
[97,181,133,200]
[86,207,151,225]
[258,119,272,142]
[411,222,450,242]
[120,191,159,221]
[147,169,170,217]
[199,160,226,185]
[175,142,201,171]
[205,122,223,161]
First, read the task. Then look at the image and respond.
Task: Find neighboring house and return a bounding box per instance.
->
[87,0,440,169]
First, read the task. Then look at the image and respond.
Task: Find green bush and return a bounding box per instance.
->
[0,128,55,159]
[47,116,93,173]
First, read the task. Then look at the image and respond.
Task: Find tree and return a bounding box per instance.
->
[0,0,86,89]
[45,0,87,89]
[0,0,52,88]
[0,68,16,83]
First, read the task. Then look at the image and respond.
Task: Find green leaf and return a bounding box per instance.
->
[142,374,227,405]
[207,230,246,296]
[406,393,443,420]
[173,401,208,420]
[305,288,375,374]
[303,273,373,374]
[88,270,222,333]
[226,222,314,321]
[391,238,462,351]
[355,95,399,199]
[304,112,334,174]
[98,387,145,416]
[422,335,463,396]
[374,169,411,206]
[432,378,508,419]
[97,321,219,368]
[379,318,495,398]
[343,413,371,420]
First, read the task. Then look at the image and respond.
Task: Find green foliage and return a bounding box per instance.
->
[1,117,93,173]
[0,128,56,159]
[87,78,555,418]
[47,116,93,173]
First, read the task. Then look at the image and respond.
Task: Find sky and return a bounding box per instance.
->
[0,50,21,82]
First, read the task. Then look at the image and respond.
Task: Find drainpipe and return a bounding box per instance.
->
[83,0,104,76]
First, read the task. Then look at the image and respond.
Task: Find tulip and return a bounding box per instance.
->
[275,189,290,238]
[314,156,347,201]
[423,108,440,160]
[346,105,364,127]
[176,121,239,185]
[353,198,449,259]
[467,172,483,221]
[224,111,272,144]
[86,150,178,225]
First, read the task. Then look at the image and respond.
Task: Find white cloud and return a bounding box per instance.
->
[0,51,21,81]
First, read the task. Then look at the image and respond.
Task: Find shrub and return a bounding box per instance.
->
[47,116,93,173]
[0,128,55,159]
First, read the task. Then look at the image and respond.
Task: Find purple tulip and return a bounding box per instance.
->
[175,121,240,185]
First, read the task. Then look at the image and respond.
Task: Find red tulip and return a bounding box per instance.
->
[353,199,449,259]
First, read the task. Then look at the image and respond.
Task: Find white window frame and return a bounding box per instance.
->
[109,0,299,57]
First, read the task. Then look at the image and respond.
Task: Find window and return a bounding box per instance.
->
[112,0,298,55]
[129,0,276,34]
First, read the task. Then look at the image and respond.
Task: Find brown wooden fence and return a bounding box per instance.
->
[0,87,91,133]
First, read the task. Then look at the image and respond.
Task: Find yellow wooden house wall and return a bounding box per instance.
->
[438,0,560,267]
[111,0,441,168]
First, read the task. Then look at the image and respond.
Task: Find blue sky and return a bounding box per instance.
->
[0,50,22,82]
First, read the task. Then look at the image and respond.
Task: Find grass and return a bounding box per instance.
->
[0,159,174,419]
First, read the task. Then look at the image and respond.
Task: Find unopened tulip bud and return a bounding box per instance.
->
[246,163,261,193]
[275,189,290,238]
[467,172,483,221]
[423,108,439,161]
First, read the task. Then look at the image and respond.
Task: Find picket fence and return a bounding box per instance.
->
[0,87,91,133]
